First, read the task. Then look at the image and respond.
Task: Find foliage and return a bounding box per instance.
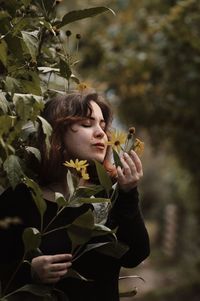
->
[0,0,113,189]
[0,0,119,300]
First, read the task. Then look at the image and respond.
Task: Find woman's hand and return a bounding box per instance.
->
[31,253,72,284]
[117,150,143,192]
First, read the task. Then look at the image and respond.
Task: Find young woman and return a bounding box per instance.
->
[0,92,150,301]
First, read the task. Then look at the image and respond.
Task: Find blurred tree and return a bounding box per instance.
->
[73,0,200,289]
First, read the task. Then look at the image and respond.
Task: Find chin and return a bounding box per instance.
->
[87,155,105,164]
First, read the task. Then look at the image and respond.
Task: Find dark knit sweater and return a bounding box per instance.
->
[0,184,150,301]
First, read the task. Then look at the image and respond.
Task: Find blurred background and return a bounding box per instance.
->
[56,0,200,300]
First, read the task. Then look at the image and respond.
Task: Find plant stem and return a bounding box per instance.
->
[2,255,25,296]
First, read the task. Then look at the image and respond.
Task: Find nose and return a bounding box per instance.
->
[94,125,105,139]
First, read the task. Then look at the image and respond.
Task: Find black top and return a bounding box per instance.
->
[0,184,150,301]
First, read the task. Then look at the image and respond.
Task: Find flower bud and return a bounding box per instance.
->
[129,127,136,134]
[65,30,72,37]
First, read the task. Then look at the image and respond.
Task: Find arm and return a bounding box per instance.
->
[106,150,150,267]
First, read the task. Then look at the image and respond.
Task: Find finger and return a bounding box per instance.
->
[120,156,132,176]
[51,253,72,263]
[117,166,125,182]
[51,262,72,272]
[123,152,137,175]
[130,150,143,175]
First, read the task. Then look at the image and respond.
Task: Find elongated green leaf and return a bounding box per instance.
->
[0,116,15,135]
[72,242,110,262]
[23,227,41,253]
[75,185,104,198]
[55,192,68,208]
[63,268,90,281]
[23,177,47,218]
[38,66,59,73]
[20,71,42,96]
[94,160,112,196]
[0,92,9,113]
[6,283,55,298]
[21,30,39,60]
[67,170,75,198]
[25,146,41,162]
[0,39,7,67]
[113,148,123,168]
[21,121,38,140]
[68,209,94,250]
[3,155,24,189]
[37,116,52,156]
[60,58,72,80]
[57,7,115,29]
[5,76,21,94]
[97,241,129,258]
[13,94,43,123]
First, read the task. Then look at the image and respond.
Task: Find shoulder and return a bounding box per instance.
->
[0,183,33,215]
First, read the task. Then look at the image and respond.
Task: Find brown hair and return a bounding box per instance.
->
[36,91,113,185]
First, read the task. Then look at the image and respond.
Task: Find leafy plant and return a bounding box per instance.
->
[0,0,114,190]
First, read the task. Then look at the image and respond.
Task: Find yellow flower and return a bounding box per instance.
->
[133,138,144,157]
[107,130,127,152]
[81,167,90,180]
[63,159,90,180]
[63,159,88,171]
[77,82,89,92]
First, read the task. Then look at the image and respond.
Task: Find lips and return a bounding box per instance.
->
[92,143,105,150]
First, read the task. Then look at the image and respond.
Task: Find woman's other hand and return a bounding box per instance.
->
[31,253,72,284]
[117,150,143,192]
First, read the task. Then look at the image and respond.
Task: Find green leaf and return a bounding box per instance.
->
[5,283,56,298]
[3,155,24,189]
[57,7,115,29]
[21,121,38,140]
[68,209,94,251]
[60,58,72,80]
[72,242,110,262]
[13,94,44,122]
[0,115,15,135]
[23,177,47,219]
[0,39,8,67]
[55,192,68,208]
[21,30,39,60]
[97,241,129,259]
[21,0,32,7]
[25,146,41,162]
[113,148,123,168]
[71,74,80,84]
[20,72,42,96]
[4,76,21,94]
[94,160,112,196]
[63,268,90,281]
[75,185,104,198]
[67,170,75,198]
[76,197,110,204]
[22,227,41,253]
[37,116,52,156]
[38,66,59,73]
[0,92,9,113]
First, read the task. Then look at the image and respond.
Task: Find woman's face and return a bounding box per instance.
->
[64,101,108,163]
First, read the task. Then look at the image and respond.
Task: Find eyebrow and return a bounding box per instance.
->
[88,117,106,123]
